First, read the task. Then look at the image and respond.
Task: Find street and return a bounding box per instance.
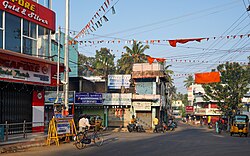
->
[4,122,250,156]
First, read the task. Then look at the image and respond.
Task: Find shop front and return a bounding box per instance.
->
[0,0,57,133]
[0,49,64,132]
[103,93,132,128]
[74,92,104,127]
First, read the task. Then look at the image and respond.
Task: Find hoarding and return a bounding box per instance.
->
[108,75,131,89]
[103,93,132,106]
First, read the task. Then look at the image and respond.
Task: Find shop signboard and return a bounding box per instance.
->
[45,91,74,104]
[75,92,103,104]
[108,75,131,89]
[186,106,194,112]
[103,93,132,106]
[0,0,55,31]
[133,102,151,111]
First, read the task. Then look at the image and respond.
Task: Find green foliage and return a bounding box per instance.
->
[78,53,95,76]
[116,41,149,74]
[203,62,250,114]
[93,48,116,76]
[183,75,194,88]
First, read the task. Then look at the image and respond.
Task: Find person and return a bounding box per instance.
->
[78,114,91,132]
[153,116,159,132]
[130,115,136,124]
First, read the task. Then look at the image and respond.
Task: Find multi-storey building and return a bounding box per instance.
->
[189,84,221,124]
[131,63,169,129]
[0,0,63,133]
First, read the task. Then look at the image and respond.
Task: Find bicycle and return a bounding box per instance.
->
[73,127,104,150]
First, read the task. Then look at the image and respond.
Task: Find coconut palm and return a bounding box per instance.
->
[116,41,149,74]
[184,75,194,88]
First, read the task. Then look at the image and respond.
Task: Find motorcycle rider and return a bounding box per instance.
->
[130,115,137,129]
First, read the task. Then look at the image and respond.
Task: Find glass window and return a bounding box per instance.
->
[0,10,3,48]
[5,13,21,52]
[0,10,2,28]
[23,19,37,38]
[38,26,49,58]
[23,38,37,55]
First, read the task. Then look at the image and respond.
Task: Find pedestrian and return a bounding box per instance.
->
[153,116,159,132]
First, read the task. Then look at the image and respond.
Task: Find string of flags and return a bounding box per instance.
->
[71,0,117,43]
[72,33,250,47]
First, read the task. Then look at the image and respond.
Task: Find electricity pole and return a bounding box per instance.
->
[64,0,70,113]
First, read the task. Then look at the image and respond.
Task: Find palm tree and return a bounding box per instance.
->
[116,41,149,74]
[184,75,194,88]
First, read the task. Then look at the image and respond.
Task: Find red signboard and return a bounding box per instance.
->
[186,106,194,112]
[0,0,55,31]
[0,49,64,86]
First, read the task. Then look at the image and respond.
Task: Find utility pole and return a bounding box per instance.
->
[55,26,61,103]
[64,0,70,113]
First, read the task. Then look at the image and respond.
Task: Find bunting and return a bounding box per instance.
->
[75,33,250,47]
[147,56,166,64]
[73,0,118,41]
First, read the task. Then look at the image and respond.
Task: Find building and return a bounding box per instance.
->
[189,84,221,124]
[0,0,64,133]
[172,100,184,119]
[131,63,168,129]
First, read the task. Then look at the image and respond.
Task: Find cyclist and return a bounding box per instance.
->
[79,114,91,132]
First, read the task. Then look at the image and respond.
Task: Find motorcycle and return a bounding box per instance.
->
[127,122,145,132]
[167,122,176,131]
[154,122,168,133]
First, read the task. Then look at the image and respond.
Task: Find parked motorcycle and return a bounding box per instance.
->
[154,122,168,133]
[127,122,145,132]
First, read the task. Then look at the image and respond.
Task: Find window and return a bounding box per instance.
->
[38,26,49,58]
[23,19,37,56]
[5,13,21,52]
[0,10,3,48]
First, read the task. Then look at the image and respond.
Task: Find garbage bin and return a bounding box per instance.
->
[0,125,4,141]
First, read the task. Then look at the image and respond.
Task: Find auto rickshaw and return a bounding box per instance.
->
[230,114,249,137]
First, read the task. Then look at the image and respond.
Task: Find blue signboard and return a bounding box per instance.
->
[75,93,103,104]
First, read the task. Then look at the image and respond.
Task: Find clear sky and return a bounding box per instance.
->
[51,0,250,93]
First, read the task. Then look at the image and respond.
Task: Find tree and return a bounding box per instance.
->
[116,41,149,74]
[183,75,194,88]
[203,62,250,114]
[93,48,116,76]
[78,53,95,76]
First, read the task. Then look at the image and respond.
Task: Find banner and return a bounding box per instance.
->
[195,72,220,84]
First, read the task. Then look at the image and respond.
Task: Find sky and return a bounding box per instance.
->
[51,0,250,94]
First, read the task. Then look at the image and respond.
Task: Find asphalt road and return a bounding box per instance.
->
[5,122,250,156]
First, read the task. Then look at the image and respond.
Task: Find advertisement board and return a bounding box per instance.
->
[57,122,70,135]
[0,0,55,31]
[132,102,151,111]
[75,92,103,104]
[108,75,131,89]
[103,93,132,106]
[45,91,74,104]
[186,106,194,112]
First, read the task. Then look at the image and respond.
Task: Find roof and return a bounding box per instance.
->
[82,76,105,82]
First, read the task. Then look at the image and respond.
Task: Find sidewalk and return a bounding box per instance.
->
[0,133,47,154]
[0,128,129,154]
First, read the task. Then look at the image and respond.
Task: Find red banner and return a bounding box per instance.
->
[195,72,220,84]
[0,0,55,31]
